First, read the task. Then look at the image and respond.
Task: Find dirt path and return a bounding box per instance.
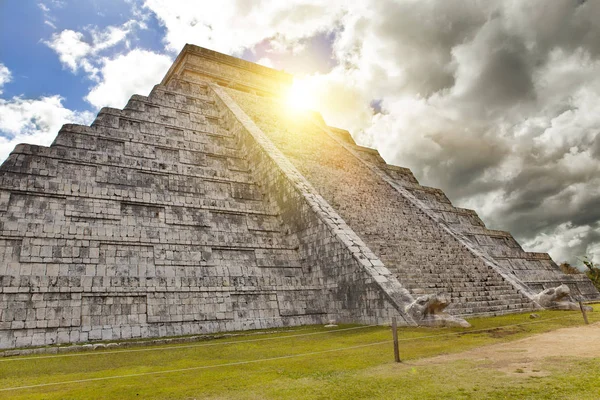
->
[416,322,600,376]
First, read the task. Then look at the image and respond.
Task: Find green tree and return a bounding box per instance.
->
[580,256,600,291]
[559,261,580,275]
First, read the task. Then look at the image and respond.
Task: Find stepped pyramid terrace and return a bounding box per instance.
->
[0,44,597,349]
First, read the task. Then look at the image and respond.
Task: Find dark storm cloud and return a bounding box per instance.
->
[501,173,600,239]
[413,126,510,199]
[370,0,487,96]
[506,0,600,57]
[593,133,600,158]
[347,0,600,263]
[451,20,537,112]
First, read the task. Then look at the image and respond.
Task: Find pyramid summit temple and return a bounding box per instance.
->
[0,44,597,349]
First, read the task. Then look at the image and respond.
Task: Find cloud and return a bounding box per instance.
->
[38,1,58,29]
[45,20,146,75]
[523,222,600,267]
[0,4,159,164]
[45,30,93,72]
[0,95,94,161]
[0,63,11,95]
[85,49,173,109]
[43,14,159,109]
[0,48,94,165]
[256,57,274,68]
[142,0,344,54]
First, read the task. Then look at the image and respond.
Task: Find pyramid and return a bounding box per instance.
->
[0,45,597,349]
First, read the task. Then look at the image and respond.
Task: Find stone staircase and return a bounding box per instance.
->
[226,88,539,316]
[328,127,599,302]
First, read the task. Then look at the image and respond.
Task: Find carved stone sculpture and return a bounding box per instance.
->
[533,284,593,311]
[405,294,471,328]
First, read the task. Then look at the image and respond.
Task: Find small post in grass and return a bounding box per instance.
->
[392,317,401,363]
[578,301,589,325]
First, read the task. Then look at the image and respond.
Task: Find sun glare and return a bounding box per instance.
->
[285,78,315,112]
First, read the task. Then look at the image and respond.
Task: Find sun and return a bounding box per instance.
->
[285,78,315,112]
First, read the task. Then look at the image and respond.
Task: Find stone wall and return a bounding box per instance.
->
[0,77,316,348]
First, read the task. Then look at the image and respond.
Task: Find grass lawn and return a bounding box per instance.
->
[0,306,598,399]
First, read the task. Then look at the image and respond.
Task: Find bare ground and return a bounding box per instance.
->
[415,322,600,377]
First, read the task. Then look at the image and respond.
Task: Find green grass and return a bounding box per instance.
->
[1,307,599,399]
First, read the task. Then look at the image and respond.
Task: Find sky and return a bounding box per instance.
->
[0,0,599,267]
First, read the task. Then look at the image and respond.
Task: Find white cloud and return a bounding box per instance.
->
[0,63,11,95]
[524,222,600,267]
[45,29,93,72]
[91,20,146,52]
[0,95,94,161]
[38,0,58,29]
[256,57,274,68]
[45,20,146,75]
[143,0,345,54]
[86,49,173,109]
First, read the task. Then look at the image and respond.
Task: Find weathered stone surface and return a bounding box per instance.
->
[0,44,597,349]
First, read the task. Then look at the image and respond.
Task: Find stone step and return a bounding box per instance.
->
[0,154,265,206]
[89,112,228,140]
[0,172,278,216]
[395,270,514,279]
[399,274,515,284]
[92,108,220,140]
[14,142,255,185]
[124,96,219,120]
[119,103,221,125]
[164,78,210,98]
[444,298,526,309]
[138,87,218,114]
[151,83,211,102]
[403,284,518,293]
[396,276,517,288]
[0,221,291,249]
[1,212,285,240]
[56,123,240,155]
[406,288,531,314]
[382,165,420,185]
[408,291,524,304]
[407,286,523,299]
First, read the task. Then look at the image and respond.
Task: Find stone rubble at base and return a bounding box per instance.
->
[0,44,597,350]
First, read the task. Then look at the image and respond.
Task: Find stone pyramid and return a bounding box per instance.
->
[0,45,597,349]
